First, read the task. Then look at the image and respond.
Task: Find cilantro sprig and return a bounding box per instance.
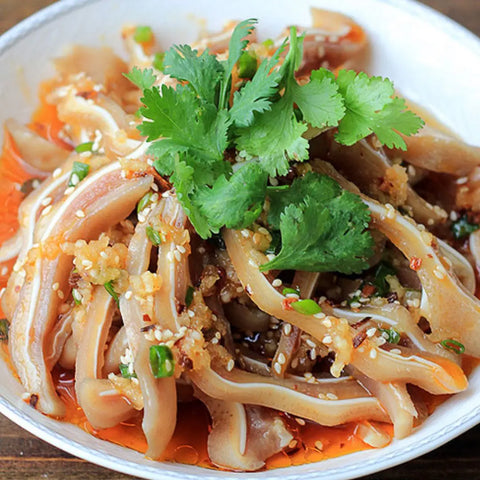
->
[125,20,423,275]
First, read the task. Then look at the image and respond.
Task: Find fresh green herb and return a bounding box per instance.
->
[72,288,82,305]
[282,287,300,296]
[128,20,422,273]
[104,281,119,306]
[291,299,322,315]
[149,345,175,378]
[68,161,90,187]
[146,226,162,246]
[237,51,257,79]
[261,173,374,274]
[185,286,194,307]
[74,142,94,153]
[134,26,153,44]
[373,262,396,297]
[451,214,479,239]
[441,338,465,354]
[265,230,281,256]
[0,319,9,342]
[347,294,362,306]
[137,192,153,214]
[124,66,156,90]
[119,363,137,379]
[379,328,401,344]
[153,52,165,72]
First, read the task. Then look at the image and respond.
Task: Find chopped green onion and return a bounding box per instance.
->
[74,141,94,153]
[68,161,90,187]
[347,294,361,307]
[119,363,137,379]
[291,299,322,315]
[149,345,175,378]
[146,226,162,246]
[104,280,119,306]
[237,51,257,79]
[373,262,396,297]
[134,26,153,44]
[451,214,479,240]
[379,328,401,344]
[262,38,274,48]
[137,191,153,214]
[153,52,165,71]
[282,287,300,296]
[72,288,82,305]
[185,286,194,308]
[0,319,9,342]
[441,338,465,354]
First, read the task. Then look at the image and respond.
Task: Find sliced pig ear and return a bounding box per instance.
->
[367,198,480,357]
[197,388,292,472]
[190,364,389,426]
[389,125,480,176]
[118,195,189,459]
[7,162,152,417]
[223,228,467,394]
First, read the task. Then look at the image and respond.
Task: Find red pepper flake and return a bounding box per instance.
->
[352,330,367,348]
[143,314,151,322]
[282,297,297,311]
[29,394,39,409]
[361,284,376,297]
[409,257,422,271]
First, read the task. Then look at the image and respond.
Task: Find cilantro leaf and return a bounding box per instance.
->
[195,162,268,231]
[235,96,309,176]
[163,45,223,104]
[334,70,424,149]
[262,173,374,274]
[219,18,257,108]
[291,69,345,128]
[123,67,156,90]
[229,49,283,128]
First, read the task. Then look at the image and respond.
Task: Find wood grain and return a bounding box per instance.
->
[0,0,479,479]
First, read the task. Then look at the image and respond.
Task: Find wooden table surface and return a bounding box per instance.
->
[1,0,480,479]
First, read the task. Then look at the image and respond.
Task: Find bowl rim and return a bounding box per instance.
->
[1,0,480,479]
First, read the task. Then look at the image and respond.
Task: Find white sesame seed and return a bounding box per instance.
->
[366,327,376,338]
[295,418,306,426]
[70,173,80,186]
[326,392,338,400]
[322,335,332,345]
[215,331,221,340]
[1,266,8,276]
[322,318,332,328]
[52,282,59,291]
[304,372,313,379]
[241,229,250,238]
[305,339,316,348]
[177,245,186,254]
[309,349,316,360]
[273,362,282,374]
[277,353,286,365]
[283,323,292,336]
[385,203,396,219]
[211,337,219,345]
[314,312,326,319]
[52,168,62,178]
[21,392,32,400]
[164,359,173,372]
[197,246,206,254]
[64,186,75,196]
[434,266,445,279]
[289,440,298,449]
[57,290,64,299]
[285,293,300,299]
[266,254,276,262]
[75,209,86,218]
[390,348,402,355]
[350,302,361,309]
[174,250,182,262]
[187,309,195,318]
[124,290,132,300]
[369,349,378,359]
[226,359,235,372]
[272,279,282,287]
[456,176,468,185]
[41,205,52,216]
[314,440,324,451]
[41,197,52,206]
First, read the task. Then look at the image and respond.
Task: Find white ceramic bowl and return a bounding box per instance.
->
[1,0,480,479]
